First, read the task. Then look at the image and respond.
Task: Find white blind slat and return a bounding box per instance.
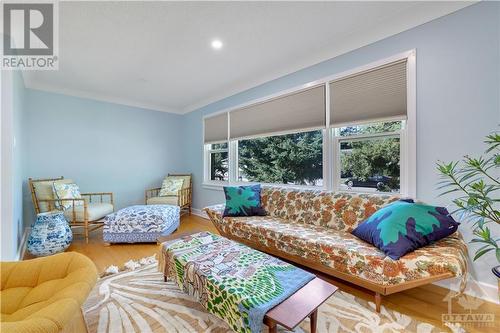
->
[230,85,326,140]
[329,60,407,126]
[204,113,228,144]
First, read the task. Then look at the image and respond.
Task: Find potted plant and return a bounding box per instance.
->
[437,131,499,291]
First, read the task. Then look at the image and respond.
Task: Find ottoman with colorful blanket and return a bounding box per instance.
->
[160,231,316,333]
[103,204,180,243]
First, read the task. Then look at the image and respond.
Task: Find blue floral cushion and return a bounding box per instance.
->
[351,199,459,259]
[223,185,266,217]
[52,182,83,210]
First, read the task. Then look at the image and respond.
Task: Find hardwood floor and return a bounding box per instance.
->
[29,214,499,332]
[57,214,219,273]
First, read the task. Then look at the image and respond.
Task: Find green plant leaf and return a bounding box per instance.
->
[485,133,500,153]
[470,239,491,244]
[473,247,494,261]
[436,130,499,262]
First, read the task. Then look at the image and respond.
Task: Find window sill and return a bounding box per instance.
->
[201,181,406,198]
[202,181,326,191]
[202,182,226,191]
[201,181,406,197]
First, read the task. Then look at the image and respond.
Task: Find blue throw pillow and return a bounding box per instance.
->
[223,185,266,217]
[351,199,459,259]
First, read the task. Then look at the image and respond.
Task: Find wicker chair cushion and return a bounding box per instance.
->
[146,196,178,205]
[63,203,113,222]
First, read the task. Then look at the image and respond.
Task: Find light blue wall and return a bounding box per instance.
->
[13,71,26,252]
[23,90,186,227]
[0,68,26,260]
[182,2,500,285]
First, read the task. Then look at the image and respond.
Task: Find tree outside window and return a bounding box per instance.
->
[208,121,402,192]
[238,130,323,186]
[339,121,401,192]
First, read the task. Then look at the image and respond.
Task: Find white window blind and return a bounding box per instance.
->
[329,60,407,127]
[229,85,326,140]
[204,112,228,144]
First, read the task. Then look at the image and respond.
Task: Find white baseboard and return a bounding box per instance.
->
[434,278,499,305]
[191,208,209,220]
[475,281,498,304]
[15,227,30,261]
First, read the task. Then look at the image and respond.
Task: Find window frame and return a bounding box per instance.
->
[202,50,416,198]
[332,126,404,194]
[204,142,229,184]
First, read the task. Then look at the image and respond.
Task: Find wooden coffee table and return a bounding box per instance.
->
[158,231,338,333]
[264,277,337,333]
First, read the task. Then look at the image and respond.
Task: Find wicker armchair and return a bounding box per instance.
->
[29,177,114,243]
[145,173,192,215]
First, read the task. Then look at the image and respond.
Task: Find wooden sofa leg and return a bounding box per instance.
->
[375,292,381,313]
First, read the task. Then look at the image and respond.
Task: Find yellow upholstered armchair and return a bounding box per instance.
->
[0,252,98,333]
[145,173,192,215]
[29,177,114,243]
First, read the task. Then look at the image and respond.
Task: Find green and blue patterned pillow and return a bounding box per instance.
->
[351,199,459,259]
[223,185,266,217]
[52,182,83,210]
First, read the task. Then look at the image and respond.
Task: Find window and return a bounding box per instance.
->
[203,51,415,197]
[335,121,402,193]
[238,130,323,186]
[207,143,228,181]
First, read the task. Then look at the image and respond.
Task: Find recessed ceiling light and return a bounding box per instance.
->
[211,39,223,50]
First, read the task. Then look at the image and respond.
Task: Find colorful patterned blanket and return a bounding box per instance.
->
[162,232,315,333]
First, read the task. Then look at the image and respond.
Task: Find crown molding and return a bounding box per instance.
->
[23,76,182,115]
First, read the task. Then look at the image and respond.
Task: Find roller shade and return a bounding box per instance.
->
[230,85,326,140]
[204,112,228,144]
[329,60,407,127]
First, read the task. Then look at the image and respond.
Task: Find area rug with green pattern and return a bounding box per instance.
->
[83,255,462,333]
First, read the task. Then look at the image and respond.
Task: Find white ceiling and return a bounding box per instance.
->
[23,1,473,114]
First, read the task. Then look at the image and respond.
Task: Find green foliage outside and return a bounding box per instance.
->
[340,122,401,191]
[338,121,401,136]
[211,122,402,191]
[210,151,228,181]
[238,131,322,185]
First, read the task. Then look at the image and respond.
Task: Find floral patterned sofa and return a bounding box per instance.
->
[204,186,468,312]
